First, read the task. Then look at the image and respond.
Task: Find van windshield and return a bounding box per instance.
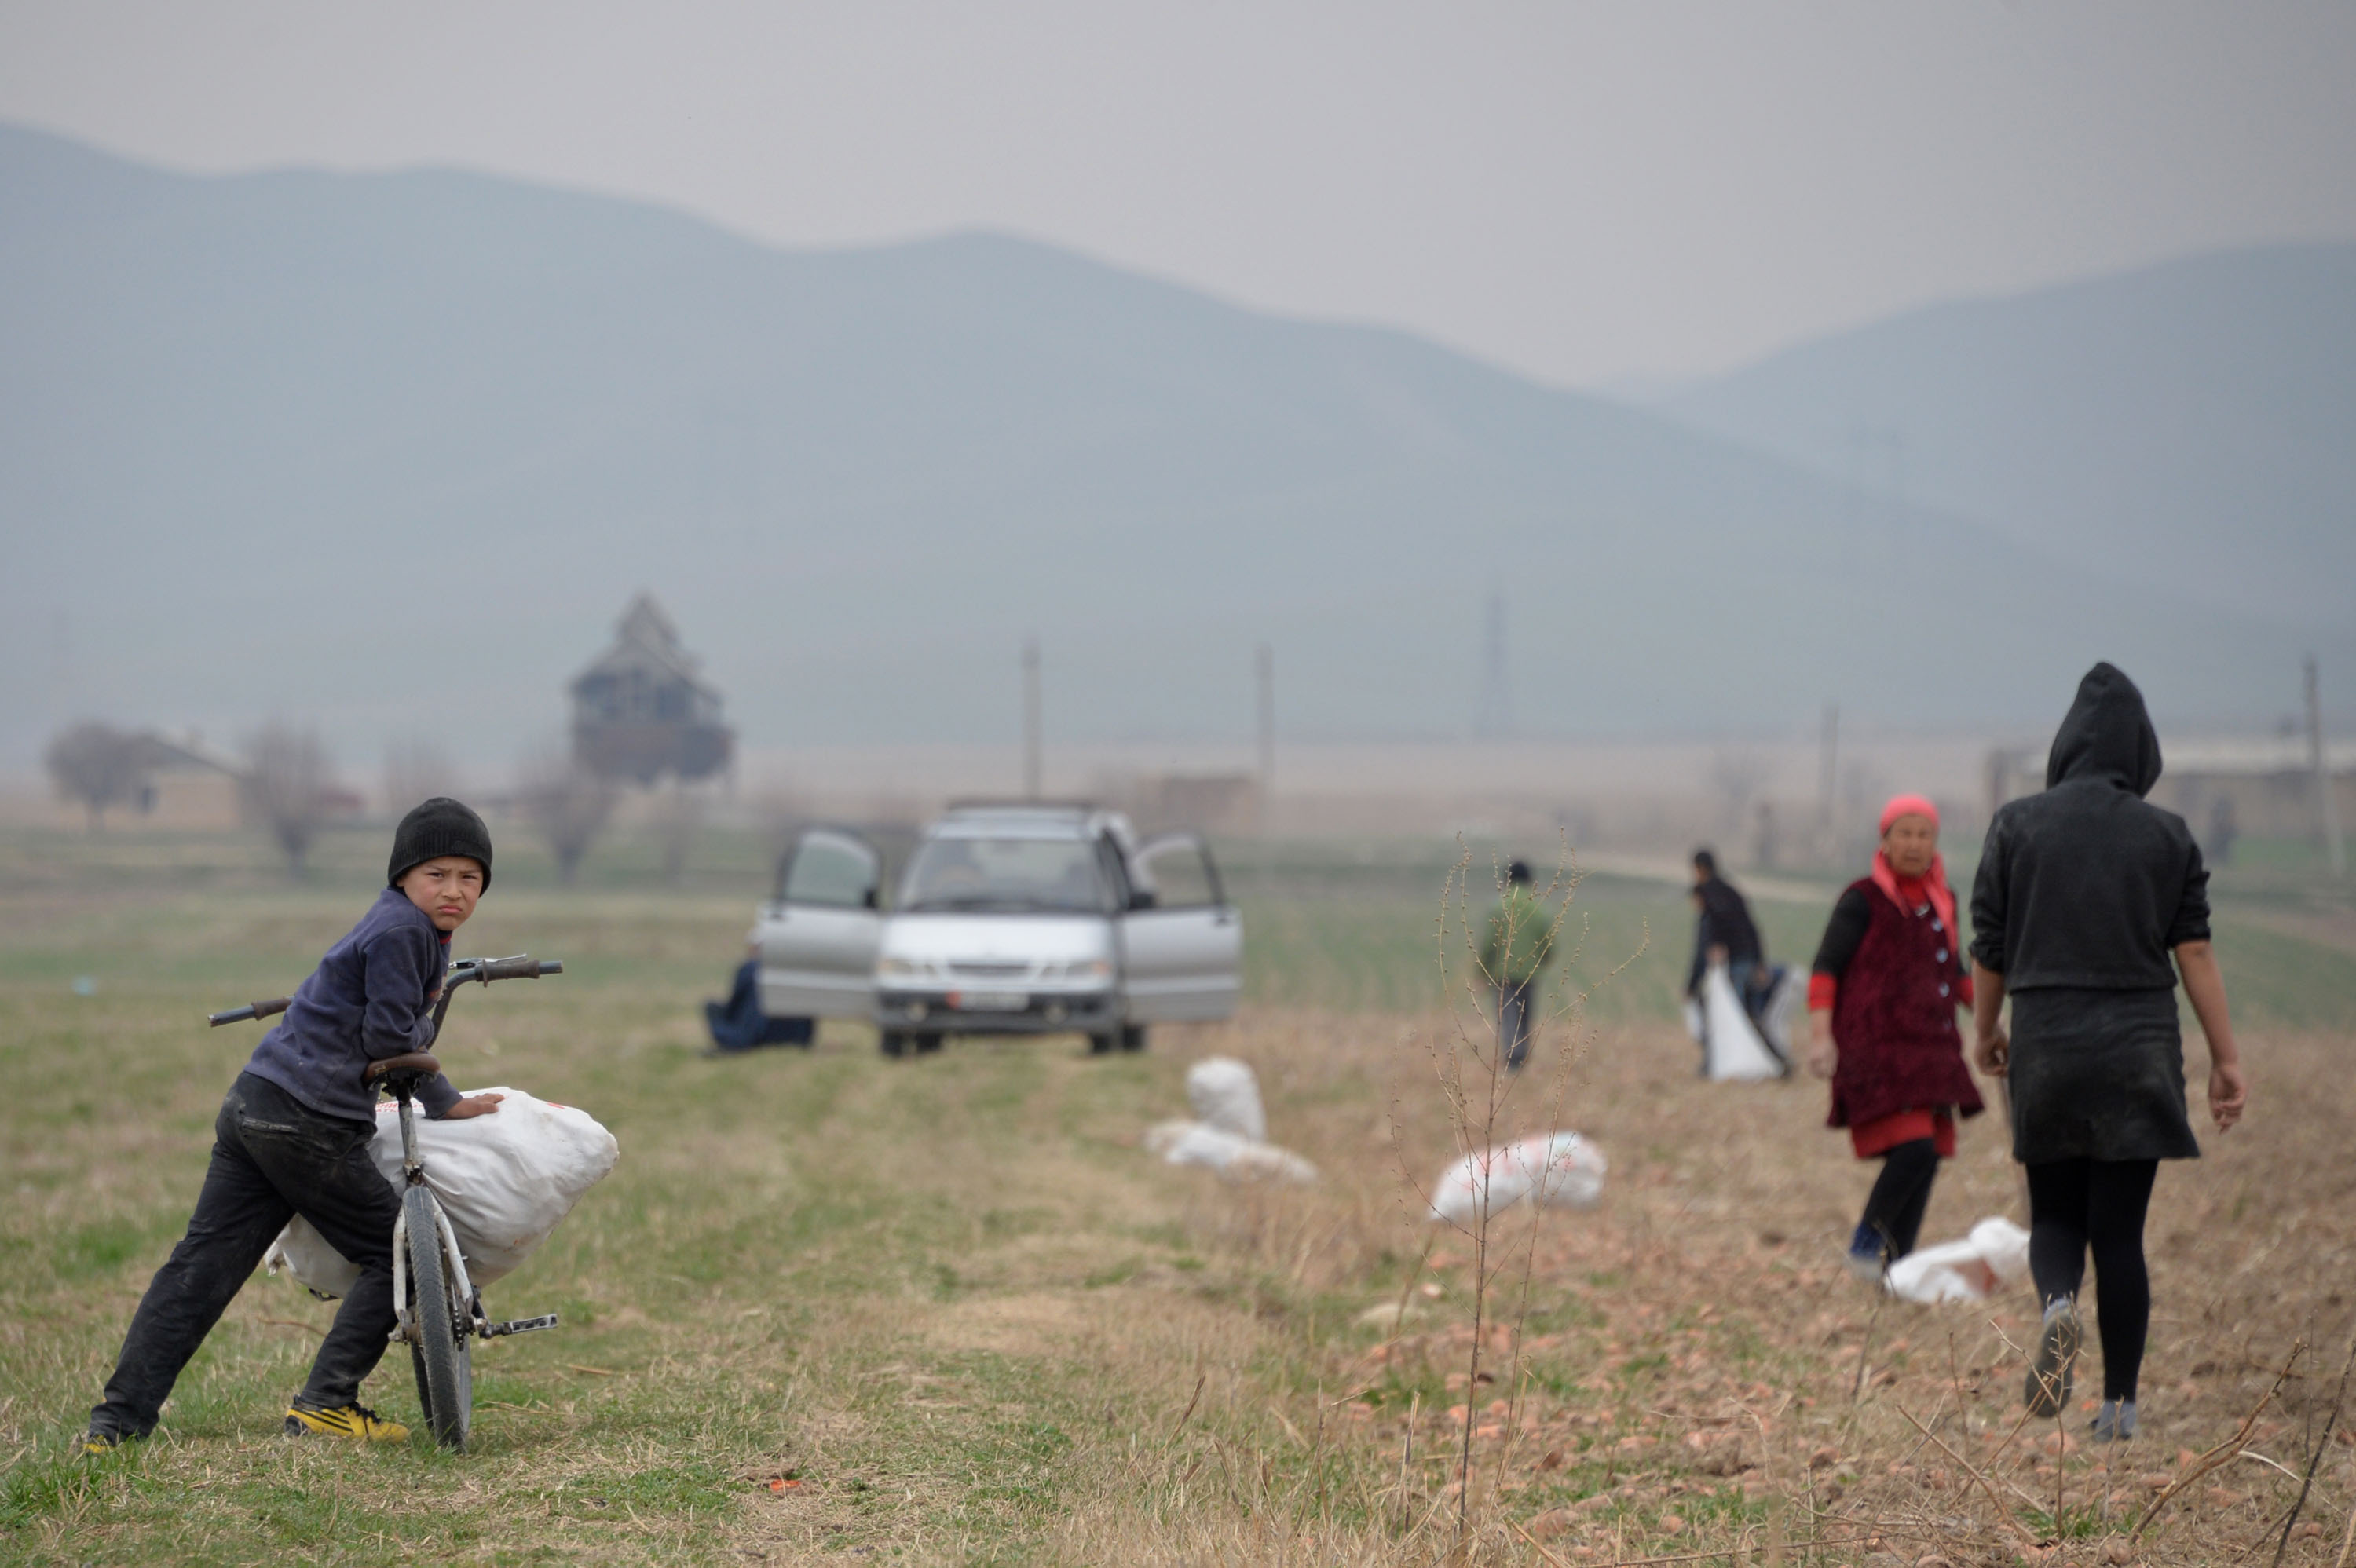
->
[899,835,1112,914]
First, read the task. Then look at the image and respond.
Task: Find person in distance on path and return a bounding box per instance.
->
[82,799,507,1452]
[1805,795,1985,1281]
[1480,860,1554,1073]
[1970,663,2248,1444]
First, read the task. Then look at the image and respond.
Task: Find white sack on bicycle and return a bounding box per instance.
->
[265,1088,618,1296]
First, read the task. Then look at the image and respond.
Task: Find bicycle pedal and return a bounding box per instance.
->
[481,1314,558,1337]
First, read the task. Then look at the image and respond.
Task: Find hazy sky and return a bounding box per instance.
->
[5,2,2355,386]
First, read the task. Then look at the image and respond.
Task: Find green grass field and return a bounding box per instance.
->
[5,823,2354,1565]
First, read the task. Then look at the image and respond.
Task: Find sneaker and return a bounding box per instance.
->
[1842,1222,1889,1283]
[2024,1297,2082,1419]
[284,1402,410,1442]
[2091,1398,2137,1443]
[81,1430,128,1456]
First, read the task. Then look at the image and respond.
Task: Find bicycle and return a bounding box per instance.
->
[211,952,565,1450]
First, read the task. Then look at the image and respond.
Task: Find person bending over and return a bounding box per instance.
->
[84,799,507,1451]
[1970,663,2248,1444]
[1806,795,1984,1281]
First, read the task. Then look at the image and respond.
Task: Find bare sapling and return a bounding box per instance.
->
[45,722,145,830]
[1392,835,1645,1541]
[240,722,335,875]
[520,747,616,884]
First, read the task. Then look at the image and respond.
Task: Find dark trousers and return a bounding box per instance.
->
[90,1073,402,1439]
[1498,979,1535,1071]
[1859,1137,1941,1259]
[2027,1157,2159,1402]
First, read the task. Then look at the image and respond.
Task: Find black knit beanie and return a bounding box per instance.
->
[388,797,494,890]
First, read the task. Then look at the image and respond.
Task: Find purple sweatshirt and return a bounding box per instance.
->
[243,888,461,1124]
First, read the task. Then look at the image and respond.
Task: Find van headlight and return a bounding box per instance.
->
[876,956,932,980]
[1044,958,1113,981]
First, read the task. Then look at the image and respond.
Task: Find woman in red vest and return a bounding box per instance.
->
[1805,795,1985,1281]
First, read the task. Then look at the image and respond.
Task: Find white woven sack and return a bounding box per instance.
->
[1185,1057,1267,1142]
[1885,1216,2032,1304]
[1428,1132,1608,1226]
[265,1087,619,1297]
[1701,963,1783,1081]
[1144,1118,1317,1184]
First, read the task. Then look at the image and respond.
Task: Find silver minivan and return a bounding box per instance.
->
[755,802,1242,1056]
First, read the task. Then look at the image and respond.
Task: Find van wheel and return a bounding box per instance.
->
[914,1033,943,1054]
[1086,1033,1116,1055]
[880,1032,910,1058]
[1119,1025,1149,1053]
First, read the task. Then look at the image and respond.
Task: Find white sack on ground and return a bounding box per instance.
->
[1145,1119,1317,1184]
[1428,1132,1608,1226]
[1701,963,1785,1082]
[1185,1057,1267,1142]
[265,1087,620,1298]
[1758,968,1803,1062]
[1885,1217,2032,1304]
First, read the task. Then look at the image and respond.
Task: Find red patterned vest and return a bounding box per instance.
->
[1827,878,1985,1130]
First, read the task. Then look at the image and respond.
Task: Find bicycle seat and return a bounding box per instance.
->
[364,1051,442,1084]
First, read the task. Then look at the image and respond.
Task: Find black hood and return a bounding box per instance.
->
[2045,662,2164,796]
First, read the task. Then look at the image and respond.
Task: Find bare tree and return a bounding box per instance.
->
[1707,747,1771,844]
[46,722,145,829]
[382,738,459,819]
[519,750,615,885]
[655,782,704,885]
[243,723,335,875]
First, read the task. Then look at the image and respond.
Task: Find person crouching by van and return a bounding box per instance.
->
[1805,795,1984,1281]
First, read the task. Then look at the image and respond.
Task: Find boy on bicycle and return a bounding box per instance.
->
[85,799,507,1449]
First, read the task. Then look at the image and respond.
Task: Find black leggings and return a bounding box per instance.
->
[1860,1138,1941,1259]
[2026,1157,2159,1402]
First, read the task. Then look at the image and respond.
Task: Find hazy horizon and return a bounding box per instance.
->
[5,2,2354,389]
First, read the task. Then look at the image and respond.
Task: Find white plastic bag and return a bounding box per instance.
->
[1758,967,1803,1061]
[1428,1132,1608,1226]
[265,1087,619,1296]
[1144,1119,1317,1184]
[1185,1057,1267,1142]
[1701,962,1785,1081]
[1885,1217,2032,1304]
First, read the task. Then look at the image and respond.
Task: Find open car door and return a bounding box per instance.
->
[1118,832,1242,1022]
[757,828,884,1019]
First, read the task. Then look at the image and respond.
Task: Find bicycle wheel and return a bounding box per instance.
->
[403,1185,471,1451]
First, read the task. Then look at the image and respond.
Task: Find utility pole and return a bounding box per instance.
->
[1817,702,1840,861]
[1021,636,1042,801]
[1253,641,1275,798]
[2306,655,2346,877]
[1475,590,1511,738]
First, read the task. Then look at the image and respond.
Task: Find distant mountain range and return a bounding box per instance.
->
[1664,243,2356,630]
[2,122,2345,768]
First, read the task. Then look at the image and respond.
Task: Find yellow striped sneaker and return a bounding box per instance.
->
[284,1402,410,1442]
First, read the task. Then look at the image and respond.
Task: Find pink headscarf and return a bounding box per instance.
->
[1870,794,1955,932]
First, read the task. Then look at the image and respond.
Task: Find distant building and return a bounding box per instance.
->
[570,593,734,784]
[1987,736,2356,861]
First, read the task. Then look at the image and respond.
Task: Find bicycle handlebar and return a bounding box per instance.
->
[463,956,563,982]
[209,997,292,1028]
[208,955,561,1026]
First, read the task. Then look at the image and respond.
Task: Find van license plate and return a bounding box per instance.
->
[950,990,1027,1012]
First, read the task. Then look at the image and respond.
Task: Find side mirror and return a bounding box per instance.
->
[1129,889,1158,911]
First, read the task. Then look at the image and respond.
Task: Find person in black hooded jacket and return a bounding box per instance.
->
[1970,663,2248,1444]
